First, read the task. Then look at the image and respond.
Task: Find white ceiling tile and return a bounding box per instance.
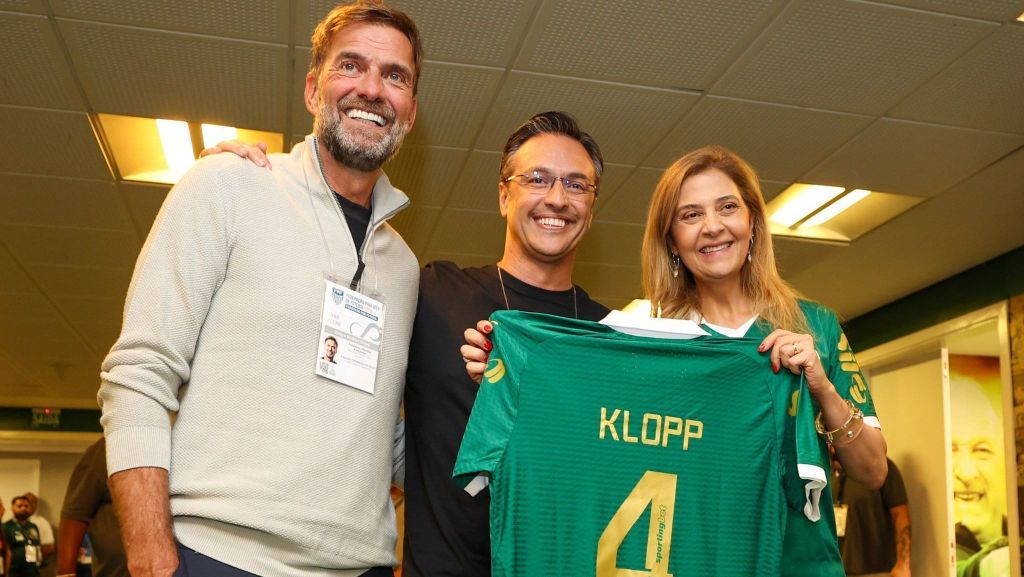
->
[52,296,125,341]
[789,147,1024,318]
[644,97,873,181]
[1,1,45,14]
[1,225,141,269]
[889,25,1024,134]
[0,13,84,110]
[870,0,1024,21]
[573,262,643,305]
[62,21,290,131]
[0,174,133,231]
[771,236,847,280]
[297,0,540,66]
[0,354,40,388]
[388,205,441,255]
[594,167,661,226]
[804,118,1024,197]
[426,209,506,256]
[0,107,110,179]
[761,179,791,202]
[478,73,700,165]
[407,63,506,148]
[446,151,502,211]
[0,247,36,295]
[574,221,645,267]
[52,0,290,43]
[713,0,996,115]
[384,145,470,207]
[120,182,170,236]
[27,264,132,300]
[517,0,783,89]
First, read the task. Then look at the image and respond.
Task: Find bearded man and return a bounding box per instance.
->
[98,2,421,576]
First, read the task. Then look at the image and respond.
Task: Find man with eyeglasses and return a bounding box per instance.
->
[402,111,609,577]
[205,110,609,576]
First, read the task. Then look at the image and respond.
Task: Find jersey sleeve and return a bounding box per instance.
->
[452,314,528,496]
[782,372,828,522]
[805,301,880,426]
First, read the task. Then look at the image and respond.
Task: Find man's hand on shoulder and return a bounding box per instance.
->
[200,139,271,169]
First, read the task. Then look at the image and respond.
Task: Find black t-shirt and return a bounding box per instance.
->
[836,458,908,573]
[333,191,371,251]
[403,262,608,577]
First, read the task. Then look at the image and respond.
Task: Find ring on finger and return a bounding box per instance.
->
[791,343,800,354]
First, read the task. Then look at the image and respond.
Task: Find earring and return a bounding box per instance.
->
[747,233,754,263]
[670,253,681,278]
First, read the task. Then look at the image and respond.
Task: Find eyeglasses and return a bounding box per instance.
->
[503,172,597,197]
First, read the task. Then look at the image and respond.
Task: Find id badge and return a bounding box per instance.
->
[833,503,848,538]
[25,544,39,564]
[316,276,386,393]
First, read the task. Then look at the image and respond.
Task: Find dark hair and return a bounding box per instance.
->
[324,336,338,344]
[11,495,30,506]
[309,1,424,94]
[499,111,604,190]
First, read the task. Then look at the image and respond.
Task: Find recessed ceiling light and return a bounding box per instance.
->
[97,113,283,185]
[768,184,845,227]
[767,184,922,243]
[800,188,871,228]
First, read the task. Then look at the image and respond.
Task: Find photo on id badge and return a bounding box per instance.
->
[316,279,386,394]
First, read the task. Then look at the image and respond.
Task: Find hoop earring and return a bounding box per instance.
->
[670,253,681,278]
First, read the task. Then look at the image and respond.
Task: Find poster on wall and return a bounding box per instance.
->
[951,354,1010,577]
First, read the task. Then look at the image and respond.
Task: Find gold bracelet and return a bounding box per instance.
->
[815,400,864,446]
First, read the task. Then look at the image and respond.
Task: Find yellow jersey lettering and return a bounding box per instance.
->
[599,407,620,441]
[622,410,639,443]
[599,408,703,451]
[642,413,662,446]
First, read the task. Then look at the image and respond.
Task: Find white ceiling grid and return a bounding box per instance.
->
[0,0,1021,407]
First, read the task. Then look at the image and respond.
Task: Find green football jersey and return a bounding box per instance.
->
[454,311,826,577]
[706,300,880,577]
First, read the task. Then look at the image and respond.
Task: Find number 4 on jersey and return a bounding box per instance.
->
[597,470,677,577]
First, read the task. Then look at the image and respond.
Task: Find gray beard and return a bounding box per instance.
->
[315,102,409,173]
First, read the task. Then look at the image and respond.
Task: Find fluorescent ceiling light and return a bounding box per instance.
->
[156,119,195,181]
[98,113,283,185]
[768,184,845,227]
[201,124,239,149]
[800,189,871,228]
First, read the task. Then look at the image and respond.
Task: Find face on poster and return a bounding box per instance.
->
[950,354,1007,563]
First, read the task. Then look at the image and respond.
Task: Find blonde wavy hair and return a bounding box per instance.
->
[641,145,809,334]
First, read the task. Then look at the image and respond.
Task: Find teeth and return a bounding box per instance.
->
[700,242,732,254]
[537,217,566,228]
[954,491,983,502]
[346,109,385,126]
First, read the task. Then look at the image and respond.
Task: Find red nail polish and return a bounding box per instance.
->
[758,343,766,353]
[772,363,779,374]
[483,324,492,334]
[483,341,492,352]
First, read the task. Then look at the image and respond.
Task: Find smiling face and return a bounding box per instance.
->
[306,22,418,172]
[951,377,1006,544]
[668,168,753,289]
[499,133,597,268]
[323,337,337,361]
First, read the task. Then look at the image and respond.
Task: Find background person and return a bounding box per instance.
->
[57,438,127,577]
[4,496,42,577]
[21,494,54,572]
[832,449,911,577]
